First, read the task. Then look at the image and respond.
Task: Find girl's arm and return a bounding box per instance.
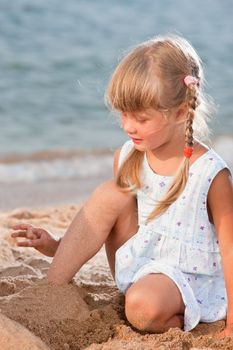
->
[208,168,233,338]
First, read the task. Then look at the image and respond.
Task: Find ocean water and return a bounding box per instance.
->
[0,0,232,192]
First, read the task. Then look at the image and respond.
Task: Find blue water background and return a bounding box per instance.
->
[0,0,233,156]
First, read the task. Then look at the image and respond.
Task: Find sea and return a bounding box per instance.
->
[0,0,232,209]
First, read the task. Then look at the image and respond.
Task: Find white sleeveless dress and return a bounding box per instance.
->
[115,140,230,331]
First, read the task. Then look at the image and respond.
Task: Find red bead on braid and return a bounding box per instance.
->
[184,146,194,158]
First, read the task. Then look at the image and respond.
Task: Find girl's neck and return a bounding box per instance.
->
[146,140,208,177]
[148,138,186,161]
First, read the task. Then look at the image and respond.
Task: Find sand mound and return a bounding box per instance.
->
[0,280,90,323]
[0,277,122,350]
[0,312,50,350]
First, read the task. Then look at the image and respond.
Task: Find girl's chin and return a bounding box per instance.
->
[133,143,147,151]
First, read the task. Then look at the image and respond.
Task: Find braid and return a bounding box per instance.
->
[146,81,199,223]
[185,84,198,148]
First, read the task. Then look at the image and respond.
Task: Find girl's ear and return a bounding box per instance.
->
[175,103,188,121]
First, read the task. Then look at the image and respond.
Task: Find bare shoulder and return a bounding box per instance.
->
[113,148,121,177]
[208,168,232,199]
[207,168,233,227]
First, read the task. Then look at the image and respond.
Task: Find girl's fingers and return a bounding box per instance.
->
[17,240,34,247]
[22,238,43,249]
[11,231,27,238]
[11,224,44,239]
[11,230,37,240]
[11,223,33,230]
[16,238,42,248]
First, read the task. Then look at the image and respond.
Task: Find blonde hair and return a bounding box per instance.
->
[106,35,212,222]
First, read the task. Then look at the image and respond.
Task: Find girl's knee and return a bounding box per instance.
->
[91,180,135,212]
[125,286,167,332]
[84,180,135,231]
[93,180,116,195]
[92,180,120,200]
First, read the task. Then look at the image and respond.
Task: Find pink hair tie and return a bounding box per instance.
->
[184,75,198,87]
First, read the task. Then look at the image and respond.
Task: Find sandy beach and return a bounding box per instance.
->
[0,204,232,350]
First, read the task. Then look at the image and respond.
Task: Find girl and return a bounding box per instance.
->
[12,35,233,337]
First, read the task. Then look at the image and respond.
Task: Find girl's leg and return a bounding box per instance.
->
[125,274,185,333]
[47,180,137,284]
[105,193,138,277]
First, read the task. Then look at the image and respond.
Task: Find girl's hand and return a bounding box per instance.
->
[217,324,233,339]
[11,223,60,257]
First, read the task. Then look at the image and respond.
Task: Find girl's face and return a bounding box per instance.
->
[120,108,184,152]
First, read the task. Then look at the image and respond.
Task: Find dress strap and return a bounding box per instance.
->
[118,140,134,169]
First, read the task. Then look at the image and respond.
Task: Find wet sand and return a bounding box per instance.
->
[0,204,233,350]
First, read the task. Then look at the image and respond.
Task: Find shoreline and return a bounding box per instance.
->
[0,174,111,211]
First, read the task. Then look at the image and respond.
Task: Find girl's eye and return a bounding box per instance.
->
[135,113,149,123]
[137,118,147,123]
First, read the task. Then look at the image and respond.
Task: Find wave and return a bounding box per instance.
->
[0,134,232,184]
[0,149,113,184]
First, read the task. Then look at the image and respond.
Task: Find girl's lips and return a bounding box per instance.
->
[131,137,142,144]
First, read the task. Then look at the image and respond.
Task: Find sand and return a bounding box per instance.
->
[0,204,233,350]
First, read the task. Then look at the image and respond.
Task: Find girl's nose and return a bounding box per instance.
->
[121,115,137,134]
